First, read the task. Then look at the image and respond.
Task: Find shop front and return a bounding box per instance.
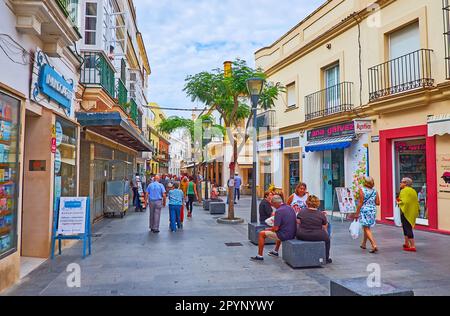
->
[281,134,302,199]
[76,112,153,222]
[305,121,370,211]
[379,125,438,230]
[257,137,283,197]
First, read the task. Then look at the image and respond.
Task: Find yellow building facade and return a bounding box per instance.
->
[146,102,170,175]
[255,0,450,233]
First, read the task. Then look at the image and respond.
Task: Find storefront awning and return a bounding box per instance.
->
[305,135,355,152]
[428,114,450,136]
[76,112,154,152]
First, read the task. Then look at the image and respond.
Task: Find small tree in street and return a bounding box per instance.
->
[158,59,284,221]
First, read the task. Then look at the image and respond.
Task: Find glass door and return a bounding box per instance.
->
[325,64,340,115]
[288,153,300,195]
[323,151,333,210]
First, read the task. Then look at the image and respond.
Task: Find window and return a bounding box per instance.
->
[389,22,420,59]
[325,63,340,111]
[286,83,296,108]
[84,2,97,45]
[284,137,300,149]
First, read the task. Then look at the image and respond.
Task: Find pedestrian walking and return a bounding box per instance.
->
[353,176,380,253]
[234,173,242,203]
[186,177,199,218]
[168,182,184,232]
[251,195,297,262]
[131,173,142,212]
[145,175,167,233]
[398,177,420,252]
[296,195,333,264]
[287,182,309,214]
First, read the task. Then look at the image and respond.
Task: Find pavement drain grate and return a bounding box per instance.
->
[225,242,243,247]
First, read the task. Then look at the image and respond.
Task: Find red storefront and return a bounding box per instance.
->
[379,125,439,232]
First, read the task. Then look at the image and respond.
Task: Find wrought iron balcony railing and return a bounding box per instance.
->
[56,0,70,17]
[129,98,139,126]
[252,110,276,130]
[81,52,115,98]
[305,82,354,121]
[368,49,434,102]
[116,78,128,112]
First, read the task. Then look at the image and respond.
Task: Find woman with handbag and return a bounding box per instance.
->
[353,176,380,253]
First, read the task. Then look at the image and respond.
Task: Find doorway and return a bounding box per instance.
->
[323,149,345,210]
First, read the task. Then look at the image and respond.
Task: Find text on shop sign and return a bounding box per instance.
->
[307,122,355,141]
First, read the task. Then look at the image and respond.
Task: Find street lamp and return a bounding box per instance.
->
[202,116,213,200]
[246,77,265,223]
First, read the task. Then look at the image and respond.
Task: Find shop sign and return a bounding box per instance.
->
[395,142,426,152]
[55,121,63,146]
[371,136,380,143]
[307,122,355,141]
[336,187,357,214]
[438,155,450,197]
[257,137,284,152]
[31,49,73,115]
[51,138,57,153]
[354,120,373,134]
[57,197,88,235]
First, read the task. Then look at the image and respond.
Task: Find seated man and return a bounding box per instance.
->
[210,185,223,202]
[251,195,297,261]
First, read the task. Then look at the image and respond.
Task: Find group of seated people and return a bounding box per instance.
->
[251,189,332,264]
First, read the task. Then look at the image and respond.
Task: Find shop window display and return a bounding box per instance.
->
[0,91,20,259]
[395,139,428,220]
[54,118,77,203]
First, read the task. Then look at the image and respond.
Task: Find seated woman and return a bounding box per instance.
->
[296,195,332,264]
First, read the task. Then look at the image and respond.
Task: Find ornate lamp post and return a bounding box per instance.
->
[246,78,265,223]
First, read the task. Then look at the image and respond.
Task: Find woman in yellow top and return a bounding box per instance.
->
[397,177,420,252]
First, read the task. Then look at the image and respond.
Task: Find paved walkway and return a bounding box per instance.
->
[3,197,450,296]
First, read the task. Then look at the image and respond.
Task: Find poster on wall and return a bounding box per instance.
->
[336,188,357,214]
[438,155,450,198]
[57,197,88,235]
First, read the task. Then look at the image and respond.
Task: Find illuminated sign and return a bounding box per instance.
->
[38,64,73,110]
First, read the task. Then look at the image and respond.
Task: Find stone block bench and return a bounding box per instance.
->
[203,199,212,211]
[210,202,226,215]
[248,223,275,245]
[330,277,414,296]
[282,240,326,269]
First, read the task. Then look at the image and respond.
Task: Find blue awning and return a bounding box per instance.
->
[76,111,153,152]
[305,135,355,152]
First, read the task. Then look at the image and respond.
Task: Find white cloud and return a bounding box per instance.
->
[135,0,324,118]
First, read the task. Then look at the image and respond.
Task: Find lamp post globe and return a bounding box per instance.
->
[246,77,265,224]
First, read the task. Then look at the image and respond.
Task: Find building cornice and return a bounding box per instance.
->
[259,0,394,77]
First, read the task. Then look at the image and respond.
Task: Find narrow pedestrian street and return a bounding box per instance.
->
[4,197,450,296]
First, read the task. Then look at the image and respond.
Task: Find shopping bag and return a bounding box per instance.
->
[349,220,361,240]
[180,205,184,222]
[394,204,402,227]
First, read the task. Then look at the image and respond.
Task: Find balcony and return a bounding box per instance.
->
[305,82,354,121]
[10,0,81,56]
[368,49,434,102]
[116,78,128,112]
[81,52,115,98]
[129,98,139,126]
[251,110,276,130]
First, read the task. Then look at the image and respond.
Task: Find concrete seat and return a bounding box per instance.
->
[203,199,212,211]
[330,278,414,296]
[248,223,275,245]
[210,202,226,215]
[282,240,326,269]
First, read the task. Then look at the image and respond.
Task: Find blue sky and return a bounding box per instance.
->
[135,0,325,118]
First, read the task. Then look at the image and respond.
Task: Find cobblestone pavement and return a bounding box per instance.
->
[3,196,450,296]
